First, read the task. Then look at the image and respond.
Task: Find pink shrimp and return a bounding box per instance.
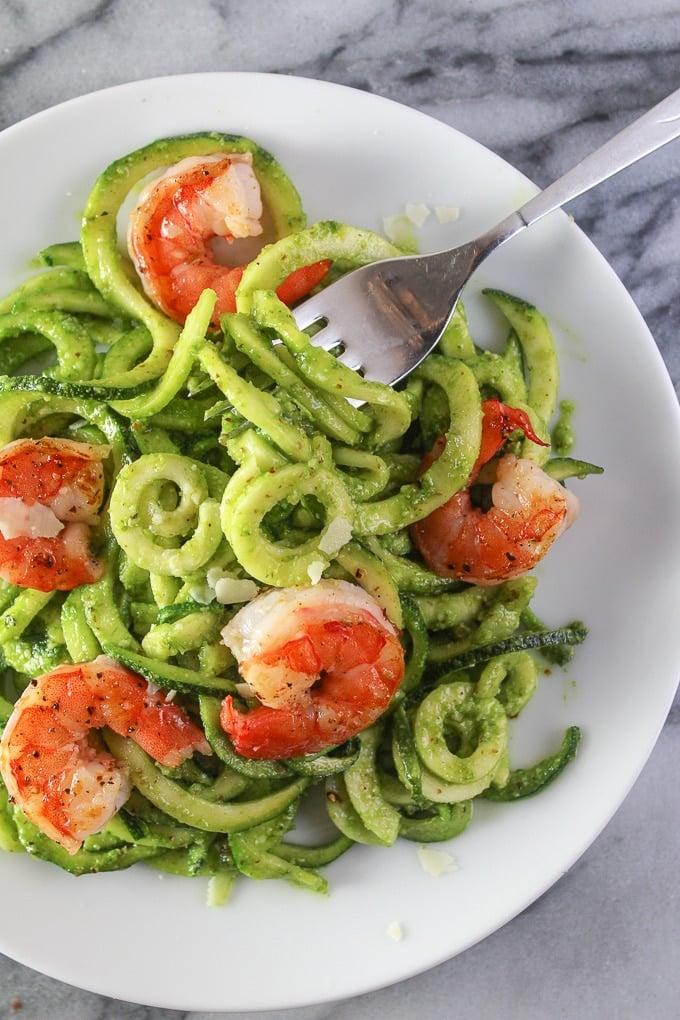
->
[0,437,108,592]
[219,580,405,759]
[128,153,331,325]
[411,400,579,585]
[0,656,210,854]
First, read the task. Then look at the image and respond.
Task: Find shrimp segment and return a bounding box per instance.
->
[411,400,579,585]
[219,580,405,759]
[128,153,331,325]
[0,656,210,853]
[0,437,107,592]
[129,154,263,325]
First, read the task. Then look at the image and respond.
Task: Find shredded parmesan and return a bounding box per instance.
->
[318,516,352,556]
[405,202,431,227]
[206,566,225,588]
[386,921,404,941]
[434,205,460,224]
[416,845,459,877]
[213,577,259,605]
[188,582,214,605]
[382,214,418,252]
[307,560,325,585]
[191,567,259,605]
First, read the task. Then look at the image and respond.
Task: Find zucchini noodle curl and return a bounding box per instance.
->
[110,452,225,577]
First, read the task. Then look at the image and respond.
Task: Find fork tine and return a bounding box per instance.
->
[334,348,364,372]
[291,293,326,332]
[301,320,345,352]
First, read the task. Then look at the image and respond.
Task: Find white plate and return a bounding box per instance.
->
[0,73,679,1013]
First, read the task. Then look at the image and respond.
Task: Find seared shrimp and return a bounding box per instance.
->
[411,400,579,585]
[219,580,405,759]
[0,656,210,853]
[0,437,107,592]
[128,153,331,325]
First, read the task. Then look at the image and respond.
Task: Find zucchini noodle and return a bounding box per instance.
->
[0,133,595,897]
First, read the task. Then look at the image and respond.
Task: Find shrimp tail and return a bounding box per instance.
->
[475,399,548,473]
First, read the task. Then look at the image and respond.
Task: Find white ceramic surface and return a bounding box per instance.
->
[0,72,678,1013]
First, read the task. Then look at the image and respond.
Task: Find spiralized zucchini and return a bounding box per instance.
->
[0,134,592,898]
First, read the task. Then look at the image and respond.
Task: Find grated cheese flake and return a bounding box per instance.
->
[213,577,259,605]
[382,214,419,252]
[307,560,325,585]
[188,582,214,605]
[318,516,352,556]
[434,205,460,224]
[417,845,459,877]
[201,566,259,605]
[405,202,431,227]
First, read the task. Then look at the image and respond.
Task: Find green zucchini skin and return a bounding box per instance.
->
[102,643,236,696]
[544,457,604,481]
[482,726,582,801]
[104,733,309,835]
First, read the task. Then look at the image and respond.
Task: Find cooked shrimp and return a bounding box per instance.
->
[0,656,210,853]
[411,400,579,585]
[128,153,262,325]
[128,153,331,325]
[0,437,108,592]
[219,579,405,759]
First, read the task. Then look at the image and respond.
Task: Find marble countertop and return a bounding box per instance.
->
[0,2,678,1018]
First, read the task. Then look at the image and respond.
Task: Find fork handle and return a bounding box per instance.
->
[477,85,680,253]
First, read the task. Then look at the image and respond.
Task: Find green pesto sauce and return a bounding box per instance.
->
[551,399,576,456]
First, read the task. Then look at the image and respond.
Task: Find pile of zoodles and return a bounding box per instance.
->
[0,133,597,899]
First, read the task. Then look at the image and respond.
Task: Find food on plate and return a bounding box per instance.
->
[0,656,209,853]
[220,579,406,758]
[0,133,600,896]
[0,437,107,592]
[411,399,580,585]
[128,148,331,326]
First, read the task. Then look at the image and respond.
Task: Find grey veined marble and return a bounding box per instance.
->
[0,1,678,1018]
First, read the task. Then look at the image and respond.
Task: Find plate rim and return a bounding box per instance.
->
[0,70,679,1012]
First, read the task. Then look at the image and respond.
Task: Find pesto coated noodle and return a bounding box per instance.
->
[0,133,599,897]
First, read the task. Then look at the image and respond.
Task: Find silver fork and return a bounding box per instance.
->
[293,86,680,386]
